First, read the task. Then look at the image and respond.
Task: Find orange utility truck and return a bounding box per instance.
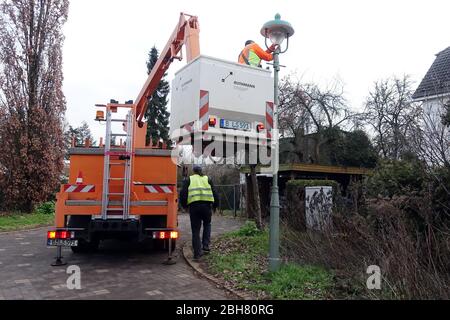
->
[47,13,201,265]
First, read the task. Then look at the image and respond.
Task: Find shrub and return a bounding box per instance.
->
[366,159,426,198]
[35,201,55,215]
[429,166,450,221]
[281,185,450,299]
[233,220,262,237]
[327,129,379,168]
[281,160,450,299]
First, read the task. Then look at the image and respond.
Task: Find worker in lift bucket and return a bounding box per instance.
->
[180,165,219,261]
[238,40,277,67]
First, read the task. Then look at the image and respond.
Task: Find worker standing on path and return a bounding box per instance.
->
[180,165,219,261]
[238,40,277,67]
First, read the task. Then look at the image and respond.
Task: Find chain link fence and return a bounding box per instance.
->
[215,184,242,216]
[177,183,244,217]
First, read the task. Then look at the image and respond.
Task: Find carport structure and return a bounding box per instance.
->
[242,163,372,217]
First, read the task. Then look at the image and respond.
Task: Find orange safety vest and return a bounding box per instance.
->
[238,43,273,67]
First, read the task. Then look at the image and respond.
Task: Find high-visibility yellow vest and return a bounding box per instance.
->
[187,175,214,205]
[246,49,262,66]
[239,47,262,67]
[248,50,262,66]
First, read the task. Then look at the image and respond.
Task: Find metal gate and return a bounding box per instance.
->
[177,183,243,217]
[215,184,242,216]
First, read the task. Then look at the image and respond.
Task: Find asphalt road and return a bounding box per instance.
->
[0,213,243,300]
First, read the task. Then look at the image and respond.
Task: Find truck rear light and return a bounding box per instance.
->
[152,231,179,239]
[59,231,70,239]
[209,116,217,127]
[47,230,74,240]
[48,231,56,239]
[257,123,265,132]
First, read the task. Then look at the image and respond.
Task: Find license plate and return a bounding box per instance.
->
[220,119,251,131]
[47,239,78,247]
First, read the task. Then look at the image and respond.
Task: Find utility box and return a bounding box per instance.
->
[305,186,333,231]
[170,55,273,146]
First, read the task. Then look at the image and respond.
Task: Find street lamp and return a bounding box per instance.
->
[261,14,294,272]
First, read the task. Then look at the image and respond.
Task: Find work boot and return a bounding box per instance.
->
[193,252,204,261]
[202,246,210,254]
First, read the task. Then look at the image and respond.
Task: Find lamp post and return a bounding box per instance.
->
[261,14,294,272]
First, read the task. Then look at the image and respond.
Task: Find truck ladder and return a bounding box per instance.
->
[101,106,134,220]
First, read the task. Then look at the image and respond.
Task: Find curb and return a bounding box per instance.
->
[182,243,254,300]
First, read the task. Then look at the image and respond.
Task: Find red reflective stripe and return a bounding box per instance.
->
[266,102,274,139]
[153,185,164,193]
[64,185,95,193]
[63,184,79,192]
[266,102,274,119]
[200,90,208,100]
[266,113,273,127]
[199,104,209,119]
[199,90,209,131]
[160,186,174,193]
[144,185,174,193]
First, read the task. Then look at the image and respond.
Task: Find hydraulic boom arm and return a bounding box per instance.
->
[134,13,200,127]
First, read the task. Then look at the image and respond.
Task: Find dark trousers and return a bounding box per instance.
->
[189,202,212,257]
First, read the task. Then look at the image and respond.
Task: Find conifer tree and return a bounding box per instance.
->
[145,46,171,147]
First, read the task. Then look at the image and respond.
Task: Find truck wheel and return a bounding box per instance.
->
[71,239,99,254]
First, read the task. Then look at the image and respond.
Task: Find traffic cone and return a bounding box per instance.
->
[76,171,83,184]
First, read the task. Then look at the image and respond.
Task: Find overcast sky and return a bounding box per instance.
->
[62,0,450,139]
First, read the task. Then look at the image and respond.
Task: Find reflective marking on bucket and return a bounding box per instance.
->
[266,101,274,138]
[199,90,209,131]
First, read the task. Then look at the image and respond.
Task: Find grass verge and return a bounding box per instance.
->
[205,221,334,300]
[0,202,55,232]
